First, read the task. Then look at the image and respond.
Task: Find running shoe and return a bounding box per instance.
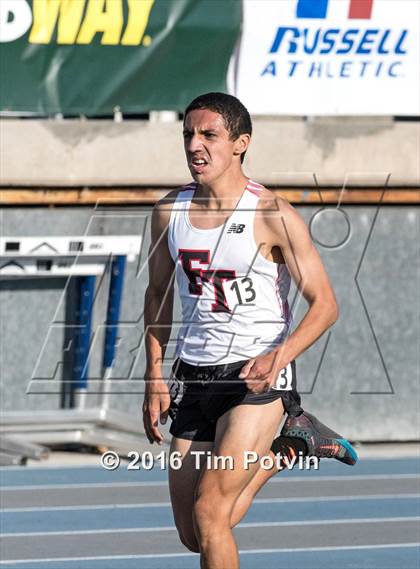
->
[279,411,358,466]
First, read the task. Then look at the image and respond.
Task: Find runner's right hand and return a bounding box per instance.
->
[142,376,171,445]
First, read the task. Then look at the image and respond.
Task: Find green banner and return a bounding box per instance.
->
[0,0,241,115]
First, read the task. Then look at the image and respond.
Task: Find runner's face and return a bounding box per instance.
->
[183,109,238,184]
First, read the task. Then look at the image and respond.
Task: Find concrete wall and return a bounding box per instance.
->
[1,204,419,441]
[1,117,419,187]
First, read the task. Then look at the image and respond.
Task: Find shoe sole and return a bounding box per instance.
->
[336,438,359,465]
[282,413,359,466]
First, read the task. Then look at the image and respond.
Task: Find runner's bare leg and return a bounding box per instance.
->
[169,436,279,553]
[193,399,284,568]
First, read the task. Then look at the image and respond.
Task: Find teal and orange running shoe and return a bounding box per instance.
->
[278,411,358,466]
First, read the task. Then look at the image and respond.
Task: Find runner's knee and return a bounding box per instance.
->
[193,492,231,537]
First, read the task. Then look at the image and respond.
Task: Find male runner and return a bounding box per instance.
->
[143,93,357,568]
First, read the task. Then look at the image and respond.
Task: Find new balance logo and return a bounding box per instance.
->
[227,224,245,234]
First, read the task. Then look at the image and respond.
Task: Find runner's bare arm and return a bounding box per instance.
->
[240,197,338,390]
[143,194,176,443]
[144,199,176,375]
[270,199,338,367]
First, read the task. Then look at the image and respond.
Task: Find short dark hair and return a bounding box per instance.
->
[184,92,252,163]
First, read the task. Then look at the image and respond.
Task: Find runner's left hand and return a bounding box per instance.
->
[239,351,283,394]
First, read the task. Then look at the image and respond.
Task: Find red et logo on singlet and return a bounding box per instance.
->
[178,249,236,313]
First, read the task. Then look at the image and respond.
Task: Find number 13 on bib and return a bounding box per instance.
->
[222,276,258,311]
[272,362,293,391]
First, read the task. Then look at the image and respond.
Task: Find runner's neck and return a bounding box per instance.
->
[194,176,250,211]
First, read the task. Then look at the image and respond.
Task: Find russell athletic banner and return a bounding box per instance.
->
[0,0,241,115]
[233,0,420,115]
[0,0,419,116]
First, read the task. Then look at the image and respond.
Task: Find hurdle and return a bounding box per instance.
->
[0,235,151,463]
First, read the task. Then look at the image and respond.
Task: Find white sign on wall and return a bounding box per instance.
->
[233,0,420,115]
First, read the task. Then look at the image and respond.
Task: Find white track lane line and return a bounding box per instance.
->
[1,473,418,491]
[2,493,419,513]
[1,516,419,537]
[1,542,419,565]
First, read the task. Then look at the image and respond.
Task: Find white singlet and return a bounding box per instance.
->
[167,179,292,365]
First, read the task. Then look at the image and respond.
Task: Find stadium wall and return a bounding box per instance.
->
[1,204,418,442]
[1,117,419,188]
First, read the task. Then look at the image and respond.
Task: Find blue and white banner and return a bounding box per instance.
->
[233,0,420,115]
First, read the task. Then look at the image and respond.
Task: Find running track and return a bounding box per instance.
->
[0,457,419,568]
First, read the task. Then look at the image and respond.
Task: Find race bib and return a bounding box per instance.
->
[271,362,293,391]
[222,276,259,311]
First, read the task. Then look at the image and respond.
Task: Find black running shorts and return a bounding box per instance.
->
[168,358,302,442]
